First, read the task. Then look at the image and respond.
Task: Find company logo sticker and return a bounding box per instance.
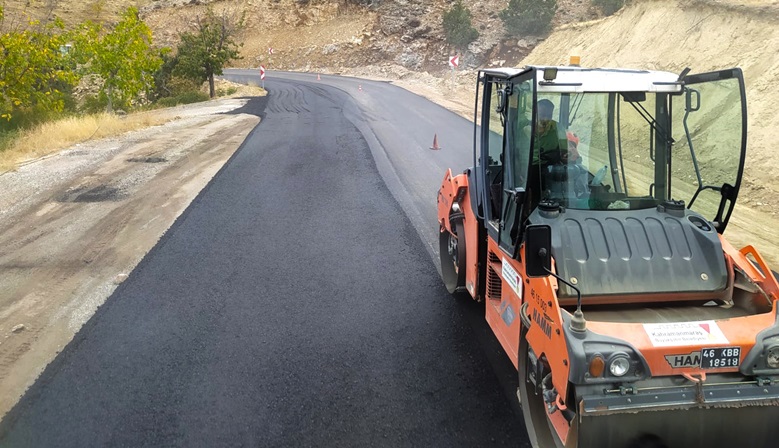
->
[664,351,702,368]
[501,258,523,299]
[643,321,729,347]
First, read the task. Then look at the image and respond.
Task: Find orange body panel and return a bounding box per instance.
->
[483,238,523,367]
[722,236,779,298]
[587,308,776,376]
[483,239,573,400]
[437,170,481,299]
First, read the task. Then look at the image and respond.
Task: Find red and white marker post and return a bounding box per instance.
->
[260,65,266,89]
[448,55,460,89]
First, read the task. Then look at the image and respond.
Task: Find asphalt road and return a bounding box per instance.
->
[0,74,528,446]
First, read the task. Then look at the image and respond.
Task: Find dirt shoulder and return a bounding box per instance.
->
[0,98,261,418]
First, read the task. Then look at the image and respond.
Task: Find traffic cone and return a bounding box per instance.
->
[430,134,441,150]
[317,73,321,81]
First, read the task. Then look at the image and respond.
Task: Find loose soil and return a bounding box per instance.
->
[0,98,260,417]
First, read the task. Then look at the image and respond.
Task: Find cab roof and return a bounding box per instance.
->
[480,65,683,93]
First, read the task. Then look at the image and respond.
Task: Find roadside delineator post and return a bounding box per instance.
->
[430,134,442,150]
[317,74,321,81]
[358,84,363,92]
[448,55,460,90]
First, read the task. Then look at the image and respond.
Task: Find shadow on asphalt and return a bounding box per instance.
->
[222,95,270,119]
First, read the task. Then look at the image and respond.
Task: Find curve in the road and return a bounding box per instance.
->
[0,77,528,447]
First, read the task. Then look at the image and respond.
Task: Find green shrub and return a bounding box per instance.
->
[216,86,238,97]
[500,0,557,37]
[442,0,479,50]
[593,0,624,16]
[153,91,208,108]
[176,91,209,104]
[0,129,20,153]
[81,94,110,114]
[156,97,178,108]
[167,76,201,96]
[0,106,62,132]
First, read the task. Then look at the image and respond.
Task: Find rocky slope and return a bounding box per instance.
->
[4,0,778,254]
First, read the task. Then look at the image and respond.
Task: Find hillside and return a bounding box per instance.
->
[3,0,777,258]
[522,0,779,254]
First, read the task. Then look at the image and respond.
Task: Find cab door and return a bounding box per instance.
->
[498,72,535,256]
[481,70,536,367]
[671,68,747,233]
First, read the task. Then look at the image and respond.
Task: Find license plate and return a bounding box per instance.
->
[700,346,741,369]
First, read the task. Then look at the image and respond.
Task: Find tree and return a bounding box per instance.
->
[593,0,624,16]
[442,0,479,50]
[72,7,162,112]
[500,0,557,37]
[174,9,243,99]
[0,7,77,123]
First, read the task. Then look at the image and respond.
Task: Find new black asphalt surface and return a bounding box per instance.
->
[0,78,528,446]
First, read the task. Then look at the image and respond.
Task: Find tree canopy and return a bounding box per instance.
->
[174,9,243,98]
[71,7,162,112]
[442,0,479,50]
[0,8,76,123]
[500,0,557,37]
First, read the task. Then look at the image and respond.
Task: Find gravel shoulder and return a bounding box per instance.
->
[0,98,261,418]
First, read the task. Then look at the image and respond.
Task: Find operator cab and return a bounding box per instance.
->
[473,65,747,301]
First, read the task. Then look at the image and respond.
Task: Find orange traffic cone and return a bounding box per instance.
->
[430,134,441,150]
[317,73,321,81]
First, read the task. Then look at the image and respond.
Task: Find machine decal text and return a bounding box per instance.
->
[532,308,552,339]
[501,258,523,299]
[644,321,729,347]
[664,351,702,368]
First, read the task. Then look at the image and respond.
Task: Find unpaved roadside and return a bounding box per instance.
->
[0,98,261,418]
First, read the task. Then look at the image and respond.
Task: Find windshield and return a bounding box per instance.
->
[515,92,667,211]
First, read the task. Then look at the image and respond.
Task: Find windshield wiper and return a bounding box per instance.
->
[622,95,675,147]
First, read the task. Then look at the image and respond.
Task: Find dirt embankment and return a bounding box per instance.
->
[521,0,779,264]
[0,99,260,417]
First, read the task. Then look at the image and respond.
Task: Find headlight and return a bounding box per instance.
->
[609,354,630,377]
[575,338,649,383]
[767,345,779,369]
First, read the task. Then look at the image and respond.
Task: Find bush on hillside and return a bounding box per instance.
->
[593,0,624,16]
[155,91,209,108]
[177,91,209,104]
[81,95,110,114]
[500,0,557,37]
[442,0,479,50]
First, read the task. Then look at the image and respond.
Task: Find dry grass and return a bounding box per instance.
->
[215,78,267,97]
[240,83,267,96]
[0,112,172,172]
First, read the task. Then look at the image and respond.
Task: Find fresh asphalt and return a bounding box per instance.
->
[0,74,529,446]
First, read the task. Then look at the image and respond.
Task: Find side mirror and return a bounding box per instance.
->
[525,225,552,277]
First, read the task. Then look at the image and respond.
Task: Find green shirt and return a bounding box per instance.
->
[532,120,568,165]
